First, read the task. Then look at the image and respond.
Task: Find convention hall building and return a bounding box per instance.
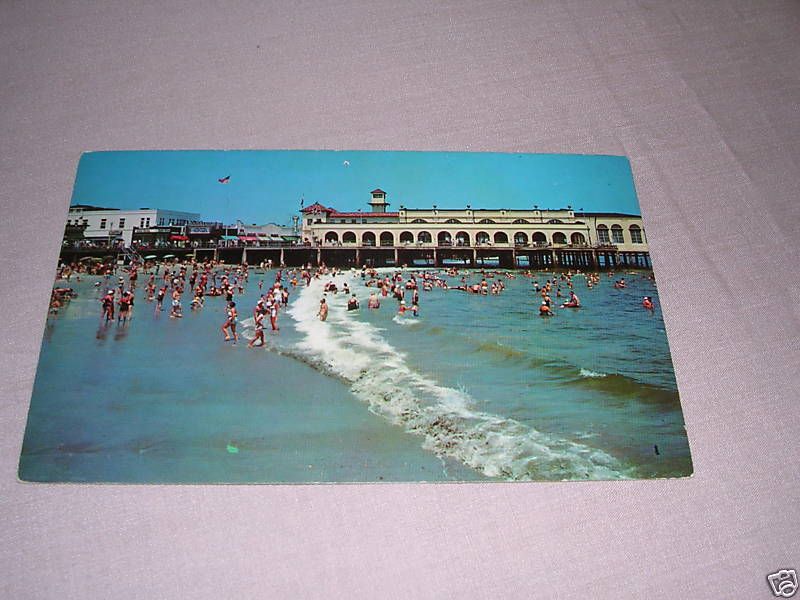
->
[298,188,651,269]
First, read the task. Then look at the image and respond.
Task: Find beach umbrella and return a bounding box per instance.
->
[79,256,101,262]
[163,254,175,258]
[144,255,157,260]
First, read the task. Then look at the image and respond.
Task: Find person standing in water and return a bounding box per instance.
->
[248,309,265,348]
[367,292,380,309]
[169,288,183,318]
[318,298,328,321]
[117,290,132,323]
[269,298,279,331]
[156,286,166,312]
[101,290,115,322]
[562,290,580,308]
[126,288,135,320]
[222,301,238,342]
[254,298,265,318]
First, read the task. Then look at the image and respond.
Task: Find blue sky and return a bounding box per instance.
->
[71,150,641,226]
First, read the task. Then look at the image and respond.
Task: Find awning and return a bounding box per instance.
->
[221,235,239,241]
[169,235,189,241]
[281,236,298,242]
[238,236,258,242]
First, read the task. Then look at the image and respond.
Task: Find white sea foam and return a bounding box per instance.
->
[237,316,256,341]
[579,368,607,378]
[392,314,420,326]
[287,279,632,481]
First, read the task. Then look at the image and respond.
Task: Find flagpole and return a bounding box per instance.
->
[299,194,304,240]
[226,185,231,233]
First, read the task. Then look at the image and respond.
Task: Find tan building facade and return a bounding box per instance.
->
[301,189,648,253]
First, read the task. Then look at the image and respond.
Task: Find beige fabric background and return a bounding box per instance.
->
[1,1,799,598]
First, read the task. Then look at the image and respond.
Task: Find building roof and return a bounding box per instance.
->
[574,212,641,218]
[370,188,386,195]
[329,212,398,218]
[299,197,640,220]
[70,204,118,211]
[300,202,335,214]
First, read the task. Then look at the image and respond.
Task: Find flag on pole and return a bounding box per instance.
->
[218,175,231,184]
[300,196,304,209]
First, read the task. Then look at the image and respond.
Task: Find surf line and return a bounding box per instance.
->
[287,278,634,481]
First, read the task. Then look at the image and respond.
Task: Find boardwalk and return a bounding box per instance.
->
[60,243,651,269]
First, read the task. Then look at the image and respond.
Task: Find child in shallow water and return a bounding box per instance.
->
[318,298,328,321]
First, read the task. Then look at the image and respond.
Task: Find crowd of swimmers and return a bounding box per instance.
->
[529,270,658,316]
[54,258,304,349]
[54,258,659,343]
[316,265,428,320]
[308,263,658,324]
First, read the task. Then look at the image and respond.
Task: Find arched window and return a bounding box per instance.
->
[411,218,428,223]
[399,231,414,244]
[570,232,586,245]
[493,232,509,244]
[379,232,394,246]
[532,232,547,245]
[418,231,432,243]
[512,219,529,224]
[547,219,563,224]
[455,231,470,246]
[514,232,528,245]
[629,225,643,244]
[445,218,462,224]
[324,231,339,243]
[342,231,356,244]
[478,218,495,224]
[611,225,624,244]
[437,231,452,246]
[476,231,490,245]
[597,225,610,244]
[552,232,567,245]
[362,231,376,246]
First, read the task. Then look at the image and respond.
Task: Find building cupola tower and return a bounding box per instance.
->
[368,188,389,213]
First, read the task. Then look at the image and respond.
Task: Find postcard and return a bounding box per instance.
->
[19,150,692,483]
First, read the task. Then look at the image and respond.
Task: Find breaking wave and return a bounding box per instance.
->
[286,279,634,481]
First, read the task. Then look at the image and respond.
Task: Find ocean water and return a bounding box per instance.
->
[279,269,692,481]
[19,266,691,483]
